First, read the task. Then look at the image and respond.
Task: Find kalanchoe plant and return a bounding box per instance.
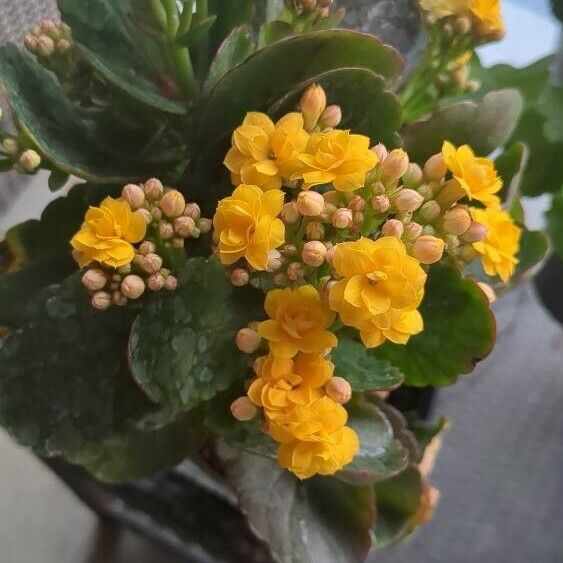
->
[0,0,548,559]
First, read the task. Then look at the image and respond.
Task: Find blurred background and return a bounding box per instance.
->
[0,0,562,562]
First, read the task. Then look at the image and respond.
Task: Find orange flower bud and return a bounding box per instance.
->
[391,189,424,213]
[442,205,471,235]
[297,190,325,216]
[91,291,111,310]
[230,397,258,421]
[143,178,164,200]
[174,216,196,237]
[326,377,352,404]
[230,268,250,287]
[372,143,388,162]
[183,202,201,220]
[412,235,446,264]
[82,268,108,292]
[319,104,342,129]
[121,275,146,299]
[302,241,327,267]
[236,327,261,354]
[380,149,409,183]
[300,83,327,130]
[424,154,447,182]
[147,273,165,291]
[160,190,185,218]
[332,208,353,229]
[381,219,404,238]
[122,183,145,209]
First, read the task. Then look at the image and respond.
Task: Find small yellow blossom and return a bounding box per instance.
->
[442,141,502,208]
[268,396,359,479]
[294,130,378,192]
[470,0,504,38]
[224,112,309,191]
[213,184,285,270]
[258,285,337,358]
[357,306,424,348]
[329,237,427,329]
[71,197,146,268]
[470,207,521,282]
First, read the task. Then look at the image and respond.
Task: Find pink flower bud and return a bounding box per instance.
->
[183,202,201,220]
[371,195,390,214]
[111,291,127,306]
[143,178,164,200]
[56,38,71,54]
[151,207,163,222]
[326,377,352,404]
[138,241,156,255]
[297,190,324,216]
[380,149,409,183]
[319,105,342,129]
[236,328,261,354]
[159,221,174,240]
[164,275,178,291]
[140,253,163,274]
[462,221,488,243]
[302,241,327,267]
[2,138,18,156]
[91,291,111,310]
[121,184,145,209]
[418,200,441,222]
[442,206,471,235]
[325,244,336,265]
[332,208,353,229]
[381,219,404,238]
[160,190,185,218]
[424,154,447,182]
[18,149,41,172]
[36,35,55,57]
[320,202,337,223]
[174,216,196,237]
[230,268,250,287]
[353,211,364,225]
[372,143,388,162]
[121,275,145,299]
[306,221,325,240]
[281,244,297,257]
[136,208,152,224]
[198,218,212,234]
[403,163,424,189]
[147,273,165,291]
[82,268,108,292]
[267,250,283,272]
[412,235,446,264]
[403,221,423,242]
[280,202,299,224]
[391,189,424,213]
[300,83,327,130]
[230,397,258,421]
[24,35,38,52]
[372,181,386,195]
[287,262,305,281]
[349,195,365,212]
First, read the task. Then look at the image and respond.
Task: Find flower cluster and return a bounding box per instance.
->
[215,83,521,478]
[71,179,210,309]
[24,19,73,59]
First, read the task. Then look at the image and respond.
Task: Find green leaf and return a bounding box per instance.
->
[332,330,403,391]
[407,416,448,452]
[495,142,528,204]
[222,450,376,563]
[0,46,152,183]
[258,21,294,48]
[515,229,549,278]
[374,266,496,387]
[204,26,254,95]
[338,399,417,485]
[177,15,218,48]
[0,275,152,457]
[402,89,523,162]
[269,67,402,147]
[209,0,254,51]
[48,169,71,192]
[129,257,264,411]
[373,465,425,548]
[547,188,563,260]
[195,30,404,149]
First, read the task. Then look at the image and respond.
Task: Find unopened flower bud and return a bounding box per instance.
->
[297,190,324,216]
[325,244,336,265]
[477,282,496,304]
[236,328,261,354]
[267,250,283,272]
[143,177,164,200]
[444,234,460,250]
[417,184,435,201]
[121,183,145,209]
[371,181,386,195]
[136,208,152,224]
[403,163,424,190]
[159,221,174,240]
[138,241,156,255]
[121,275,145,299]
[300,83,327,130]
[18,149,41,172]
[418,200,441,223]
[24,35,38,52]
[40,20,60,39]
[198,218,212,234]
[36,35,55,57]
[302,241,327,267]
[171,237,184,249]
[147,273,165,291]
[160,190,185,218]
[111,290,127,306]
[332,208,353,229]
[424,154,447,182]
[82,268,108,291]
[230,397,257,421]
[372,143,388,162]
[353,211,364,225]
[56,39,71,54]
[371,195,390,214]
[442,206,471,235]
[380,149,409,183]
[326,377,352,404]
[174,216,196,237]
[403,222,423,242]
[391,189,424,213]
[306,221,324,240]
[319,104,342,129]
[2,138,18,156]
[349,195,365,212]
[282,201,300,223]
[381,219,404,238]
[230,268,250,287]
[91,291,111,310]
[183,202,200,220]
[320,202,337,222]
[287,262,305,281]
[412,235,446,264]
[462,221,488,243]
[141,253,163,274]
[164,275,178,291]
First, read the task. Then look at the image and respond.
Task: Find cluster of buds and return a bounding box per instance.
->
[0,134,42,174]
[436,52,480,96]
[299,83,342,132]
[24,19,73,59]
[78,178,210,310]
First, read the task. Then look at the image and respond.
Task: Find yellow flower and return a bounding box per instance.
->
[258,285,337,358]
[294,130,379,192]
[470,0,504,38]
[442,141,502,207]
[357,307,424,348]
[71,197,146,268]
[268,396,359,479]
[329,237,427,329]
[224,112,309,191]
[213,184,285,270]
[470,206,521,282]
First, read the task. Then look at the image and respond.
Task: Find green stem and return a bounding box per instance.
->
[148,0,168,31]
[172,46,199,98]
[194,0,210,77]
[178,0,195,36]
[161,0,180,39]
